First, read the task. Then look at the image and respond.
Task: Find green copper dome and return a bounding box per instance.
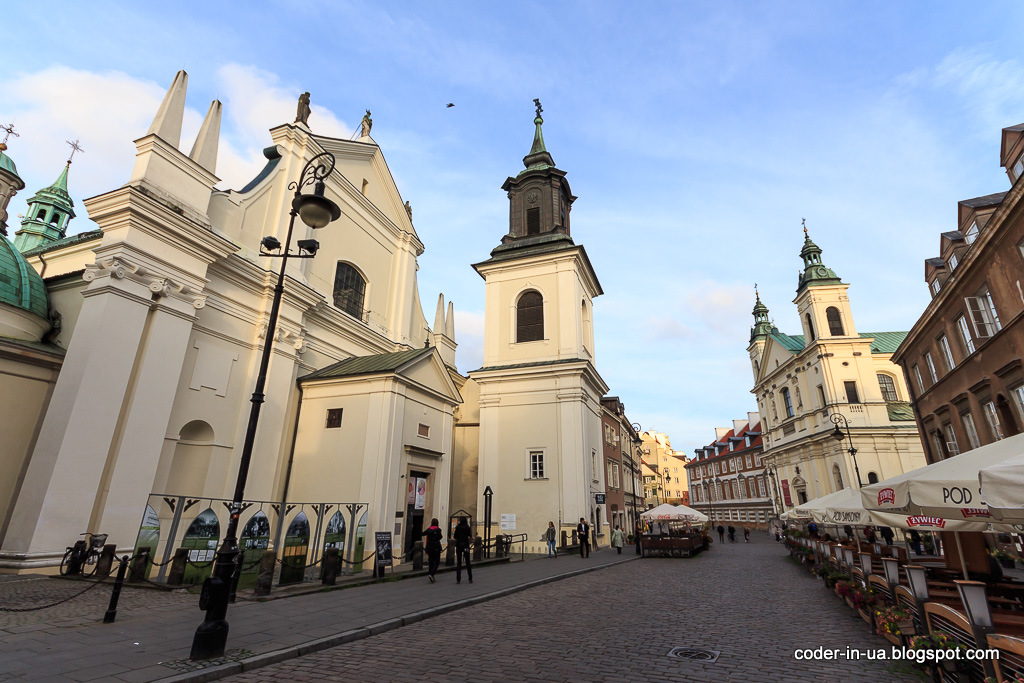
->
[750,291,774,342]
[0,232,50,321]
[14,161,76,252]
[0,150,21,180]
[796,226,842,293]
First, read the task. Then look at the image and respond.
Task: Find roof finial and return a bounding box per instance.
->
[533,98,543,124]
[66,139,84,164]
[802,217,807,237]
[0,123,19,152]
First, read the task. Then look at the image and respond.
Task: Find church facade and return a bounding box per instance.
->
[0,72,461,572]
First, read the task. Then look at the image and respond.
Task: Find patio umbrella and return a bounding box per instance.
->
[979,441,1024,524]
[792,487,857,525]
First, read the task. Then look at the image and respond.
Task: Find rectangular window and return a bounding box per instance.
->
[526,207,541,235]
[943,423,959,457]
[966,288,1002,339]
[964,221,979,245]
[530,451,545,479]
[938,335,955,372]
[754,454,762,466]
[729,459,736,472]
[817,385,826,408]
[745,454,752,468]
[912,365,924,394]
[844,381,860,404]
[956,315,975,355]
[930,280,941,296]
[982,401,1005,441]
[948,253,958,271]
[1013,386,1024,425]
[962,412,981,450]
[924,352,938,384]
[933,431,947,461]
[758,477,766,497]
[325,408,343,428]
[417,423,430,438]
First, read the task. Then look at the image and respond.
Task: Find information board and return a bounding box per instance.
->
[375,531,393,573]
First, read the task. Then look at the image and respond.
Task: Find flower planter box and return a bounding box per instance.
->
[845,596,855,610]
[858,607,872,625]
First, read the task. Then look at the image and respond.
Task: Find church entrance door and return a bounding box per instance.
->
[405,470,429,560]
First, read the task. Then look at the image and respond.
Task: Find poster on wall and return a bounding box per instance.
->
[407,479,416,505]
[414,477,426,510]
[375,532,393,572]
[500,513,516,530]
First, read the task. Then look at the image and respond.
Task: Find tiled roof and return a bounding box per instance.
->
[688,421,764,464]
[20,229,102,257]
[471,357,588,373]
[960,192,1006,209]
[886,401,916,422]
[771,331,805,353]
[300,347,432,381]
[860,331,908,354]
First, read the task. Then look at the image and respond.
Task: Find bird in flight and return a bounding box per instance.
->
[446,103,455,108]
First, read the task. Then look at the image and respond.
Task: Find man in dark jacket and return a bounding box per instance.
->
[453,516,473,584]
[577,518,590,558]
[421,518,443,583]
[717,525,725,543]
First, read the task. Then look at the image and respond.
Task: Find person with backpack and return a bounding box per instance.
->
[421,518,443,583]
[453,516,473,584]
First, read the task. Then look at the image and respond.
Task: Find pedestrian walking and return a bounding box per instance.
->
[577,518,590,558]
[728,525,736,543]
[545,521,557,558]
[611,525,624,554]
[880,526,894,546]
[717,524,725,543]
[743,527,750,543]
[453,516,473,584]
[421,518,443,583]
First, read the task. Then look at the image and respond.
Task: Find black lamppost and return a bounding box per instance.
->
[630,423,643,554]
[191,152,341,660]
[829,413,863,488]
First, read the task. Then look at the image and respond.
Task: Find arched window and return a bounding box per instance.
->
[333,263,366,319]
[516,290,544,342]
[877,374,899,402]
[36,208,47,221]
[806,314,815,341]
[868,471,879,484]
[832,463,843,490]
[826,307,845,336]
[50,212,60,225]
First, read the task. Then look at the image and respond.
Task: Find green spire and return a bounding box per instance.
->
[750,289,774,342]
[796,220,841,293]
[520,98,555,174]
[14,161,76,252]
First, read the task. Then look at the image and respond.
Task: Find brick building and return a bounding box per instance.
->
[687,413,773,529]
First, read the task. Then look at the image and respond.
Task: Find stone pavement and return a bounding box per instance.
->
[0,547,631,682]
[226,534,921,683]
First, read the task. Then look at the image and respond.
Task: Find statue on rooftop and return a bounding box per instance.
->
[295,92,311,126]
[360,110,372,137]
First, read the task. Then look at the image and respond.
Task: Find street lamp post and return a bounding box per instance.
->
[630,423,643,555]
[829,413,863,488]
[191,151,341,660]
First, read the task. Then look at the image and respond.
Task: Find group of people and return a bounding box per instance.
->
[716,524,751,543]
[420,517,473,584]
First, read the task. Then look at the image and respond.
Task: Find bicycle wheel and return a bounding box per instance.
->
[81,552,99,577]
[59,549,74,576]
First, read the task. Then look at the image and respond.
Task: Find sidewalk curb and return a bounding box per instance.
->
[155,556,637,682]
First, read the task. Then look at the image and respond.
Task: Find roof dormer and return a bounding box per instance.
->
[957,192,1004,231]
[924,257,947,298]
[1000,123,1024,184]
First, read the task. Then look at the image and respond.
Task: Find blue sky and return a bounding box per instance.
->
[4,1,1024,453]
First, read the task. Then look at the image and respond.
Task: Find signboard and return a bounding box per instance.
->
[500,513,516,530]
[406,480,416,505]
[595,494,606,504]
[374,532,393,573]
[414,478,426,510]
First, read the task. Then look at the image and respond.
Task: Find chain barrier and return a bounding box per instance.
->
[0,563,119,612]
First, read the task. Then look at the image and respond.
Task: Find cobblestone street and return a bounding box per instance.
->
[228,534,920,683]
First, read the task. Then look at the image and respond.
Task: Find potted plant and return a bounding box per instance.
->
[852,586,883,623]
[835,579,855,605]
[875,606,914,644]
[991,547,1017,569]
[909,632,968,674]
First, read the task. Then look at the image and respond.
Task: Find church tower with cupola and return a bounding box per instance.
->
[465,102,609,552]
[13,150,77,253]
[793,222,857,343]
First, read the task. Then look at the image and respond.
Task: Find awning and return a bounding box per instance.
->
[641,503,708,523]
[979,441,1024,524]
[860,433,1024,532]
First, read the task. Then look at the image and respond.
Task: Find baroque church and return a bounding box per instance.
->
[0,72,610,573]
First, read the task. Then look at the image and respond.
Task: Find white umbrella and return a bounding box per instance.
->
[822,487,879,527]
[640,503,708,523]
[979,444,1024,524]
[861,432,1024,532]
[670,504,709,524]
[791,488,856,525]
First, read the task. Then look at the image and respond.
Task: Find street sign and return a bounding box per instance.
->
[374,532,392,574]
[595,494,606,504]
[500,513,516,530]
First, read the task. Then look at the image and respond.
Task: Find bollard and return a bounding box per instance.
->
[254,550,276,596]
[473,536,483,561]
[571,529,578,546]
[96,544,117,577]
[167,548,188,586]
[103,556,129,623]
[445,543,455,567]
[412,541,424,570]
[321,548,340,586]
[561,530,568,549]
[128,547,151,583]
[228,550,244,604]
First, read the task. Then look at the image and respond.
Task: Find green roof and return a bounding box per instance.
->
[886,401,916,422]
[471,357,588,373]
[300,347,432,382]
[20,229,102,257]
[0,151,23,185]
[860,331,908,354]
[770,331,806,353]
[0,233,49,320]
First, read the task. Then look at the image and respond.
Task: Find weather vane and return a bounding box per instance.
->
[533,98,543,119]
[802,217,807,236]
[66,139,84,164]
[0,123,19,149]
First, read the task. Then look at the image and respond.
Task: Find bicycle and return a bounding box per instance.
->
[59,532,108,577]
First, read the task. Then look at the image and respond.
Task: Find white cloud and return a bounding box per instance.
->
[452,308,484,372]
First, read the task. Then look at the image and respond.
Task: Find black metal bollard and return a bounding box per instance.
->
[445,543,455,567]
[321,548,340,586]
[128,548,151,583]
[103,556,129,623]
[96,544,117,577]
[412,541,424,571]
[254,551,276,597]
[167,548,188,586]
[472,536,483,561]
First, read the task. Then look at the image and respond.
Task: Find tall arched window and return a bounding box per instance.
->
[333,263,366,319]
[832,463,843,490]
[868,471,879,484]
[826,307,845,336]
[877,373,899,402]
[781,388,794,418]
[516,290,544,342]
[806,314,815,341]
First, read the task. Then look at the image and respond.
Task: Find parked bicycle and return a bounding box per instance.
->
[59,532,108,576]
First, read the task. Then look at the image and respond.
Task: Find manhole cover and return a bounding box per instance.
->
[667,647,720,663]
